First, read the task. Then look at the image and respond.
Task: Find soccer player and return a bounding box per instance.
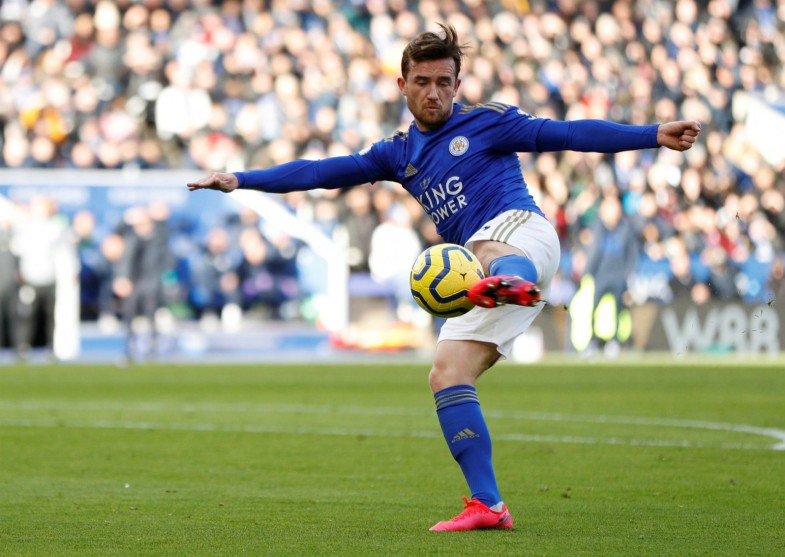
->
[187,24,701,531]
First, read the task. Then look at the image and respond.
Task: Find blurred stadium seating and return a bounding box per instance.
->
[1,0,783,360]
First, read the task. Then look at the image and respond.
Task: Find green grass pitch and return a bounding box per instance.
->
[1,359,784,556]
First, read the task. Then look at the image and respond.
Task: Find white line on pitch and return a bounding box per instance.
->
[0,415,777,451]
[2,399,785,449]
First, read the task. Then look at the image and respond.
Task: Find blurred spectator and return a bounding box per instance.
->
[237,227,277,313]
[72,209,104,320]
[114,205,172,359]
[0,210,18,350]
[699,245,741,300]
[368,202,423,323]
[666,238,711,305]
[148,201,180,308]
[236,227,300,319]
[261,230,301,319]
[10,196,69,357]
[97,231,127,323]
[190,225,242,325]
[583,194,640,353]
[0,0,783,332]
[339,187,378,273]
[769,256,785,303]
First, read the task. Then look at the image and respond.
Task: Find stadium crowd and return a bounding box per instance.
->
[1,0,784,344]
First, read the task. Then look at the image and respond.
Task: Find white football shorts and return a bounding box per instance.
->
[438,210,561,359]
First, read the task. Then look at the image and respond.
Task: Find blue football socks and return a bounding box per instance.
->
[434,385,501,507]
[489,253,538,283]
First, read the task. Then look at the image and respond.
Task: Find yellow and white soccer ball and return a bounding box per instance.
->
[409,243,485,318]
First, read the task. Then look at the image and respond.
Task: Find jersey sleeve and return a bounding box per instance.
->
[488,106,659,153]
[349,137,401,183]
[236,137,400,193]
[534,119,659,152]
[236,156,372,193]
[485,106,549,152]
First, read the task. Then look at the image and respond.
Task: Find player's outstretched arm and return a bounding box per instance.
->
[187,172,239,193]
[656,120,701,152]
[186,156,375,195]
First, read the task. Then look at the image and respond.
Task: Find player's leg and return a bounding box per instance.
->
[428,338,513,531]
[430,303,547,531]
[429,212,560,530]
[428,338,498,391]
[467,211,557,308]
[472,238,536,281]
[469,240,541,308]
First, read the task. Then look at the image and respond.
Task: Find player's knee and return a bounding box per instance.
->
[428,345,498,393]
[429,364,463,393]
[472,240,525,274]
[428,362,444,391]
[429,363,489,393]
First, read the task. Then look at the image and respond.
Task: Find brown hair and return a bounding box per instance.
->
[400,23,467,79]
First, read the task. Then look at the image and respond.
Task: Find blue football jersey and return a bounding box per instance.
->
[351,102,547,245]
[235,102,656,245]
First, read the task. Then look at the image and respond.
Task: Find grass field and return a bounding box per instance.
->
[1,359,784,556]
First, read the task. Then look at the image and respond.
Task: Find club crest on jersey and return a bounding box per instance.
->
[449,136,469,156]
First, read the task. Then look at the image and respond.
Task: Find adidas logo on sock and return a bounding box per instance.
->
[451,428,480,443]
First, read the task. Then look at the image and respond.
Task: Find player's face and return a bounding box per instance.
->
[398,58,460,131]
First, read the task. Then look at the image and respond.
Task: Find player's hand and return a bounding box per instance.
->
[187,172,239,193]
[657,120,701,152]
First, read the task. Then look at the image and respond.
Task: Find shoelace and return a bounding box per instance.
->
[450,497,487,520]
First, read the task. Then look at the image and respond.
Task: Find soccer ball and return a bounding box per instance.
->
[410,243,485,318]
